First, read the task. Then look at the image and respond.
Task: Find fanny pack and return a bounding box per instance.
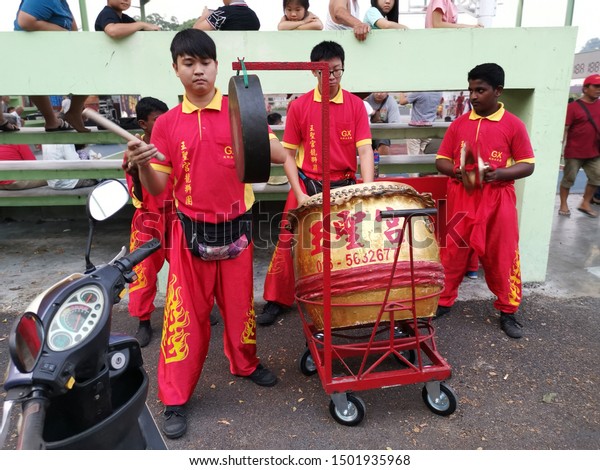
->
[298,169,356,196]
[178,210,252,261]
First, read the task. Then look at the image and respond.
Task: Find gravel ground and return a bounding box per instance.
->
[0,210,599,450]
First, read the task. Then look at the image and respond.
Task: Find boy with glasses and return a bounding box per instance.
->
[258,40,375,326]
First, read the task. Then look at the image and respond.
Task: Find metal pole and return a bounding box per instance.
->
[139,0,151,21]
[515,0,524,27]
[78,0,89,31]
[565,0,575,26]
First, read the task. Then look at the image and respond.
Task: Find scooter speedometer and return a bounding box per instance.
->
[47,285,105,352]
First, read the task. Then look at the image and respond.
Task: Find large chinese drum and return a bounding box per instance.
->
[289,182,444,330]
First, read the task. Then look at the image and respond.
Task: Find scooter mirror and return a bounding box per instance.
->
[87,179,129,222]
[9,312,45,373]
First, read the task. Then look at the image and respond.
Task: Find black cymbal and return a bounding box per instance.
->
[228,74,271,183]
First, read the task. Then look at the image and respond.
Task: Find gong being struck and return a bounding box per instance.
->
[228,74,271,183]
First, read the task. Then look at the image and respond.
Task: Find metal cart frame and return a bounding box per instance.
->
[231,60,456,426]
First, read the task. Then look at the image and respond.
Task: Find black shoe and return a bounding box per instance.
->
[256,301,285,326]
[162,405,187,439]
[500,313,523,339]
[592,196,600,205]
[247,364,278,387]
[433,305,452,319]
[135,320,152,348]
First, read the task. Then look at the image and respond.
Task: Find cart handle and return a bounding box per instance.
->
[379,208,437,219]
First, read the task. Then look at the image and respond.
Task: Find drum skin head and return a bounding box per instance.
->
[228,75,271,183]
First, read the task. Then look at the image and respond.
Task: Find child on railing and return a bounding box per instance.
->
[278,0,323,31]
[363,0,408,30]
[194,1,260,31]
[95,0,161,38]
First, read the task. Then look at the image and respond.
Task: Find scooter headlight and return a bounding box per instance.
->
[47,285,105,352]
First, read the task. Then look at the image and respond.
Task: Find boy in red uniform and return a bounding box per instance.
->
[258,40,375,326]
[126,29,286,439]
[123,97,171,347]
[434,63,535,339]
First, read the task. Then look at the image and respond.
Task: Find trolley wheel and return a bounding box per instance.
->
[394,349,417,366]
[299,348,317,376]
[422,383,457,416]
[329,394,366,426]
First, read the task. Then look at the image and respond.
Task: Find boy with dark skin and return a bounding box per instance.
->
[435,63,535,339]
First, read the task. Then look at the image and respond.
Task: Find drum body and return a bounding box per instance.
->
[290,182,444,330]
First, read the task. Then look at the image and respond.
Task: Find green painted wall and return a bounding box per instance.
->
[0,28,578,282]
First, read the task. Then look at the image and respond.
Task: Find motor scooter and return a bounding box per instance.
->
[0,179,167,450]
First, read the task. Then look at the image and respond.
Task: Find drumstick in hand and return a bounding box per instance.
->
[82,108,165,161]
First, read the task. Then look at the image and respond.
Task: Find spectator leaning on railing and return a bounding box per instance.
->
[14,0,89,133]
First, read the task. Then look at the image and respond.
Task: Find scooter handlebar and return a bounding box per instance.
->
[114,238,161,274]
[17,394,49,450]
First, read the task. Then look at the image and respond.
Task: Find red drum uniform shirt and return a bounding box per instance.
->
[0,144,36,184]
[150,91,255,223]
[436,104,535,173]
[283,87,372,180]
[263,87,372,309]
[435,104,535,313]
[147,91,278,405]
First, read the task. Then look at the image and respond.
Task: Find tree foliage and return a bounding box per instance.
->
[144,13,180,31]
[179,18,197,31]
[138,13,195,31]
[580,38,600,53]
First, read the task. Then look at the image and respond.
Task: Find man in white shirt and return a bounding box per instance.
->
[326,0,370,41]
[42,144,98,189]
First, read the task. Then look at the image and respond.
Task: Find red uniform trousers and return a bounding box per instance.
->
[439,180,522,313]
[262,184,304,308]
[467,249,479,272]
[128,204,176,321]
[158,220,258,405]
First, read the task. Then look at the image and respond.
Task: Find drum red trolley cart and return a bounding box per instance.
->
[291,181,457,426]
[231,60,456,426]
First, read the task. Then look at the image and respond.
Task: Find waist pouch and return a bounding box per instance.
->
[298,170,356,196]
[178,210,252,261]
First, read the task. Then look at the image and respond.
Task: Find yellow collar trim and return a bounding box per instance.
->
[182,89,223,113]
[313,86,344,104]
[469,102,505,121]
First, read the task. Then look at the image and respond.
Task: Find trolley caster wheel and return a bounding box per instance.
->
[299,348,317,376]
[422,383,457,416]
[329,394,366,426]
[394,349,417,366]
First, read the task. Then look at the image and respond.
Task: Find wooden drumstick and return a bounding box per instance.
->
[82,108,165,161]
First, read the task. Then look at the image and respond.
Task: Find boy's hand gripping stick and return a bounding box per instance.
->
[82,108,165,161]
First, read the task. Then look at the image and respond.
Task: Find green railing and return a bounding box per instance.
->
[0,28,578,282]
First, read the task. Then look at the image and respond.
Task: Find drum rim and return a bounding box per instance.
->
[291,181,435,213]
